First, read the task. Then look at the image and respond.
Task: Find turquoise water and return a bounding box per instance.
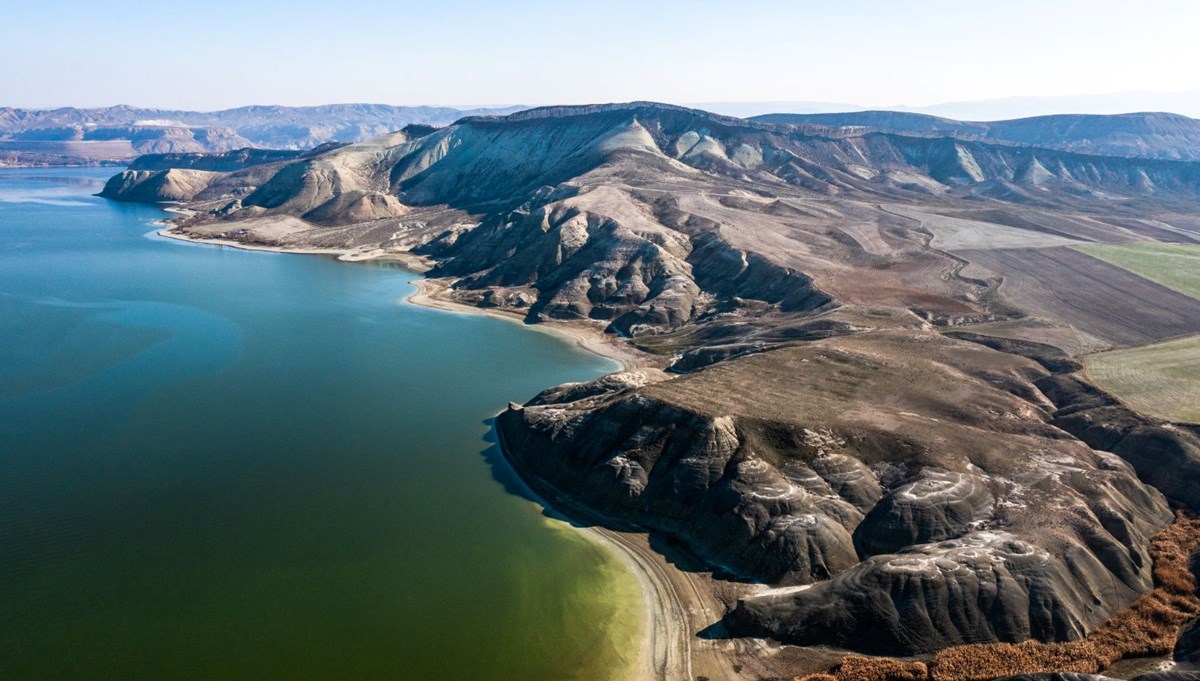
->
[0,168,643,680]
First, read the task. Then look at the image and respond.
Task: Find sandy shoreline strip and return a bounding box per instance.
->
[154,227,653,371]
[404,277,655,372]
[492,418,694,681]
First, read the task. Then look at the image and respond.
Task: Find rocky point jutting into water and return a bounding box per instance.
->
[100,102,1200,673]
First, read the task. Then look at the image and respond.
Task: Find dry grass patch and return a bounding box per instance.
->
[819,511,1200,681]
[1075,243,1200,302]
[838,656,929,681]
[1084,334,1200,423]
[796,674,841,681]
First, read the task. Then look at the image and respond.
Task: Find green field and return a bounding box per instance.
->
[1075,242,1200,301]
[1085,334,1200,423]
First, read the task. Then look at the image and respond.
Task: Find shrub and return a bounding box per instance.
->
[815,511,1200,681]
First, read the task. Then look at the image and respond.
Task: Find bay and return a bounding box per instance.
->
[0,168,641,681]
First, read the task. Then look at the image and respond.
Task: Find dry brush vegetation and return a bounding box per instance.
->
[796,511,1200,681]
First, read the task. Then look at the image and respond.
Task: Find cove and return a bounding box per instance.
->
[0,168,643,681]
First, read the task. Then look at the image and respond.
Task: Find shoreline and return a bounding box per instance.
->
[153,225,694,681]
[493,417,821,681]
[151,219,849,681]
[154,226,652,371]
[404,277,656,372]
[492,418,692,681]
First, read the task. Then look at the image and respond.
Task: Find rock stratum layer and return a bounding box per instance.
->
[99,102,1200,665]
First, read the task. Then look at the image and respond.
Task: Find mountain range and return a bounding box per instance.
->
[752,110,1200,161]
[0,103,524,165]
[695,90,1200,120]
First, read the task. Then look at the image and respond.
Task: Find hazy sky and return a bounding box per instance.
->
[4,0,1199,111]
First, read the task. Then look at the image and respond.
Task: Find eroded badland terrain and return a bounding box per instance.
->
[103,103,1200,681]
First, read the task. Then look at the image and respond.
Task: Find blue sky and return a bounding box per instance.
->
[4,0,1198,111]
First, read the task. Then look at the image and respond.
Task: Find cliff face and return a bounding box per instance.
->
[100,169,221,203]
[497,331,1174,655]
[127,147,321,172]
[104,103,1200,215]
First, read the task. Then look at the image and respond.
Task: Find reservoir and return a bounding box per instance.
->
[0,168,642,680]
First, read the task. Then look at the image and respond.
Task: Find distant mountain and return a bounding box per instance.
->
[687,100,864,118]
[895,90,1200,121]
[106,102,1200,217]
[0,103,526,165]
[752,110,1200,161]
[695,91,1200,121]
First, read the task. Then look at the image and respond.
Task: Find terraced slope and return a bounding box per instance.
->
[500,331,1173,655]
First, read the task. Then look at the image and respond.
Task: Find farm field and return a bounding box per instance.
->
[882,204,1086,250]
[959,246,1200,347]
[1085,333,1200,423]
[1074,243,1200,301]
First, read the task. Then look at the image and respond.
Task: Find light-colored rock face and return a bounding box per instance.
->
[854,469,995,556]
[737,529,1117,651]
[101,168,220,202]
[497,331,1172,654]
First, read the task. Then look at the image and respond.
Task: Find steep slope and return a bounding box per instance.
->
[100,168,223,203]
[127,147,326,172]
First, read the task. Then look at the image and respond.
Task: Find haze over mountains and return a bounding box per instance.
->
[0,103,524,165]
[753,111,1200,161]
[697,90,1200,120]
[6,91,1200,167]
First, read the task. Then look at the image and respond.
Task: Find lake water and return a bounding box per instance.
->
[0,168,642,680]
